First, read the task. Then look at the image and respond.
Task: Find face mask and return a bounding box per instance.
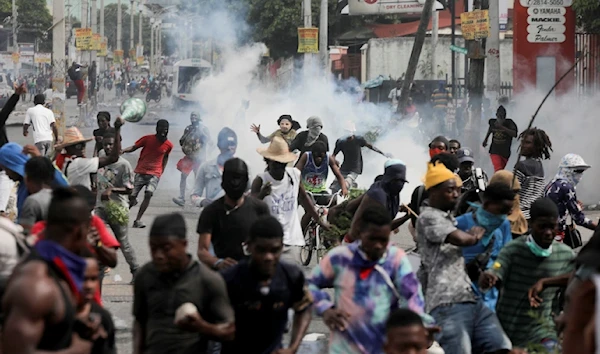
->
[526,235,553,258]
[572,172,583,185]
[472,203,507,246]
[429,148,445,158]
[222,173,248,200]
[217,150,235,167]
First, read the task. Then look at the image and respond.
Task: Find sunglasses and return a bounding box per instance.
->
[574,169,586,174]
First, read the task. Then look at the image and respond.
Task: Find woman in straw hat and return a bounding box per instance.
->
[251,136,330,265]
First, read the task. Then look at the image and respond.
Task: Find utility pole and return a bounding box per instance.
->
[52,0,66,136]
[319,0,328,70]
[117,0,122,51]
[486,0,501,107]
[303,0,312,72]
[431,6,439,79]
[81,0,88,64]
[138,4,142,54]
[157,22,161,73]
[450,0,456,98]
[466,0,488,150]
[150,17,154,74]
[130,0,135,56]
[12,0,18,78]
[397,0,435,115]
[99,0,104,71]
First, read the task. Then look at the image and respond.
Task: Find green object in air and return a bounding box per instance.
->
[120,98,147,123]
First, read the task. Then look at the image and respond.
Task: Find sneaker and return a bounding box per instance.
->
[172,197,185,207]
[132,220,146,229]
[129,198,138,208]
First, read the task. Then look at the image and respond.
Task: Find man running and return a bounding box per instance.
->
[23,94,58,156]
[96,132,140,281]
[2,187,97,353]
[123,119,173,228]
[221,216,313,354]
[483,105,518,172]
[173,112,211,207]
[134,213,235,353]
[330,122,389,193]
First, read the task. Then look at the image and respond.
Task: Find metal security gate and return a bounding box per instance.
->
[576,33,600,96]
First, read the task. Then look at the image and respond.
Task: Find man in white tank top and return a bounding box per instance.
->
[252,137,330,264]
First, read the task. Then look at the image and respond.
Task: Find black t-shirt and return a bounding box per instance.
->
[133,259,234,354]
[196,196,270,260]
[289,131,329,155]
[334,136,367,174]
[488,118,518,158]
[220,260,312,354]
[90,302,116,354]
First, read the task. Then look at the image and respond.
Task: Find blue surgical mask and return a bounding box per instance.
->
[470,202,507,246]
[526,235,553,258]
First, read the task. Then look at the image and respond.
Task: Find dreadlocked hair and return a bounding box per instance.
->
[519,127,552,160]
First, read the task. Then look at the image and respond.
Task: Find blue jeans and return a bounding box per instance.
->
[430,301,512,354]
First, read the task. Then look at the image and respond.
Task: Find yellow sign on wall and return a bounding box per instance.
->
[298,28,319,54]
[11,52,19,63]
[34,53,51,64]
[75,28,93,50]
[460,10,490,40]
[136,56,144,65]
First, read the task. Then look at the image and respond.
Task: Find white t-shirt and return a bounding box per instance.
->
[24,104,56,143]
[63,157,99,190]
[389,87,402,107]
[260,167,304,246]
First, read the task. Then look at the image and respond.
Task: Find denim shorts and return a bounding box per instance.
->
[430,300,512,354]
[133,174,160,196]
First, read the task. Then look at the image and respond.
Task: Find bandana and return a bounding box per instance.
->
[305,117,323,147]
[35,239,87,296]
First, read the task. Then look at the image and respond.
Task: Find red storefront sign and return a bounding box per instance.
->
[513,0,575,95]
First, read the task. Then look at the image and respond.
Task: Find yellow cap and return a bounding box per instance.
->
[424,162,459,190]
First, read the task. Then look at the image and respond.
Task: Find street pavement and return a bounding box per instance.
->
[5,89,599,354]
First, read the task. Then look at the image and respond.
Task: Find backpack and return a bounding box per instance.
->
[67,66,80,81]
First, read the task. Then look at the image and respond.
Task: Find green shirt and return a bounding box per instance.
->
[491,236,574,347]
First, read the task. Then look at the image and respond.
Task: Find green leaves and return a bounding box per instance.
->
[105,200,129,226]
[573,0,600,33]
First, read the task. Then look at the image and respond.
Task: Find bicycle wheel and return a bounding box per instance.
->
[300,227,315,266]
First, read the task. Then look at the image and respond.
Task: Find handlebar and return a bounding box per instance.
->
[306,190,345,208]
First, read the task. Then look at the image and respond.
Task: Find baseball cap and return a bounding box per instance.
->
[456,148,475,164]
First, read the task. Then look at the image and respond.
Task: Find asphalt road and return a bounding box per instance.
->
[5,89,599,354]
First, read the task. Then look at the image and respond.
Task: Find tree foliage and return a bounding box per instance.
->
[0,0,52,51]
[573,0,600,33]
[96,3,153,56]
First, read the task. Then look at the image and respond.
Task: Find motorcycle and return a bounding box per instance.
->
[126,83,136,98]
[145,85,161,103]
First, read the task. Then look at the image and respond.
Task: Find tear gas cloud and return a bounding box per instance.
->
[160,7,430,203]
[161,6,600,205]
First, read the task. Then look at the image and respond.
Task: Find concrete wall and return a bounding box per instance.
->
[365,36,514,85]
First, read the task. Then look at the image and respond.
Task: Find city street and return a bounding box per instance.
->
[5,90,599,353]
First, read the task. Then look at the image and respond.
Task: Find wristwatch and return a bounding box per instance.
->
[213,258,224,269]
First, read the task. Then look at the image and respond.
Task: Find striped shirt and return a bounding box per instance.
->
[491,237,574,347]
[515,158,545,219]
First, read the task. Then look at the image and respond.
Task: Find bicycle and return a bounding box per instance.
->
[300,191,344,266]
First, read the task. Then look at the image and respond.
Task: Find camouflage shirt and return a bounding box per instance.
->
[416,206,476,312]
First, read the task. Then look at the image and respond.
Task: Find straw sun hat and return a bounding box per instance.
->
[54,127,93,150]
[257,136,297,164]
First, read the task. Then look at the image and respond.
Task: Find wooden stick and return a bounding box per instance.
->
[402,204,418,218]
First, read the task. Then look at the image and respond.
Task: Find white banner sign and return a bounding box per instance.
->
[347,0,442,15]
[527,15,566,24]
[527,6,567,15]
[527,33,566,42]
[520,0,573,7]
[499,0,508,31]
[527,24,566,34]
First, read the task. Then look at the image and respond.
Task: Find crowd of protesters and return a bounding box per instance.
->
[0,81,596,354]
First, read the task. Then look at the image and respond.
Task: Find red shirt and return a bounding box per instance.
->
[133,135,173,177]
[32,215,121,249]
